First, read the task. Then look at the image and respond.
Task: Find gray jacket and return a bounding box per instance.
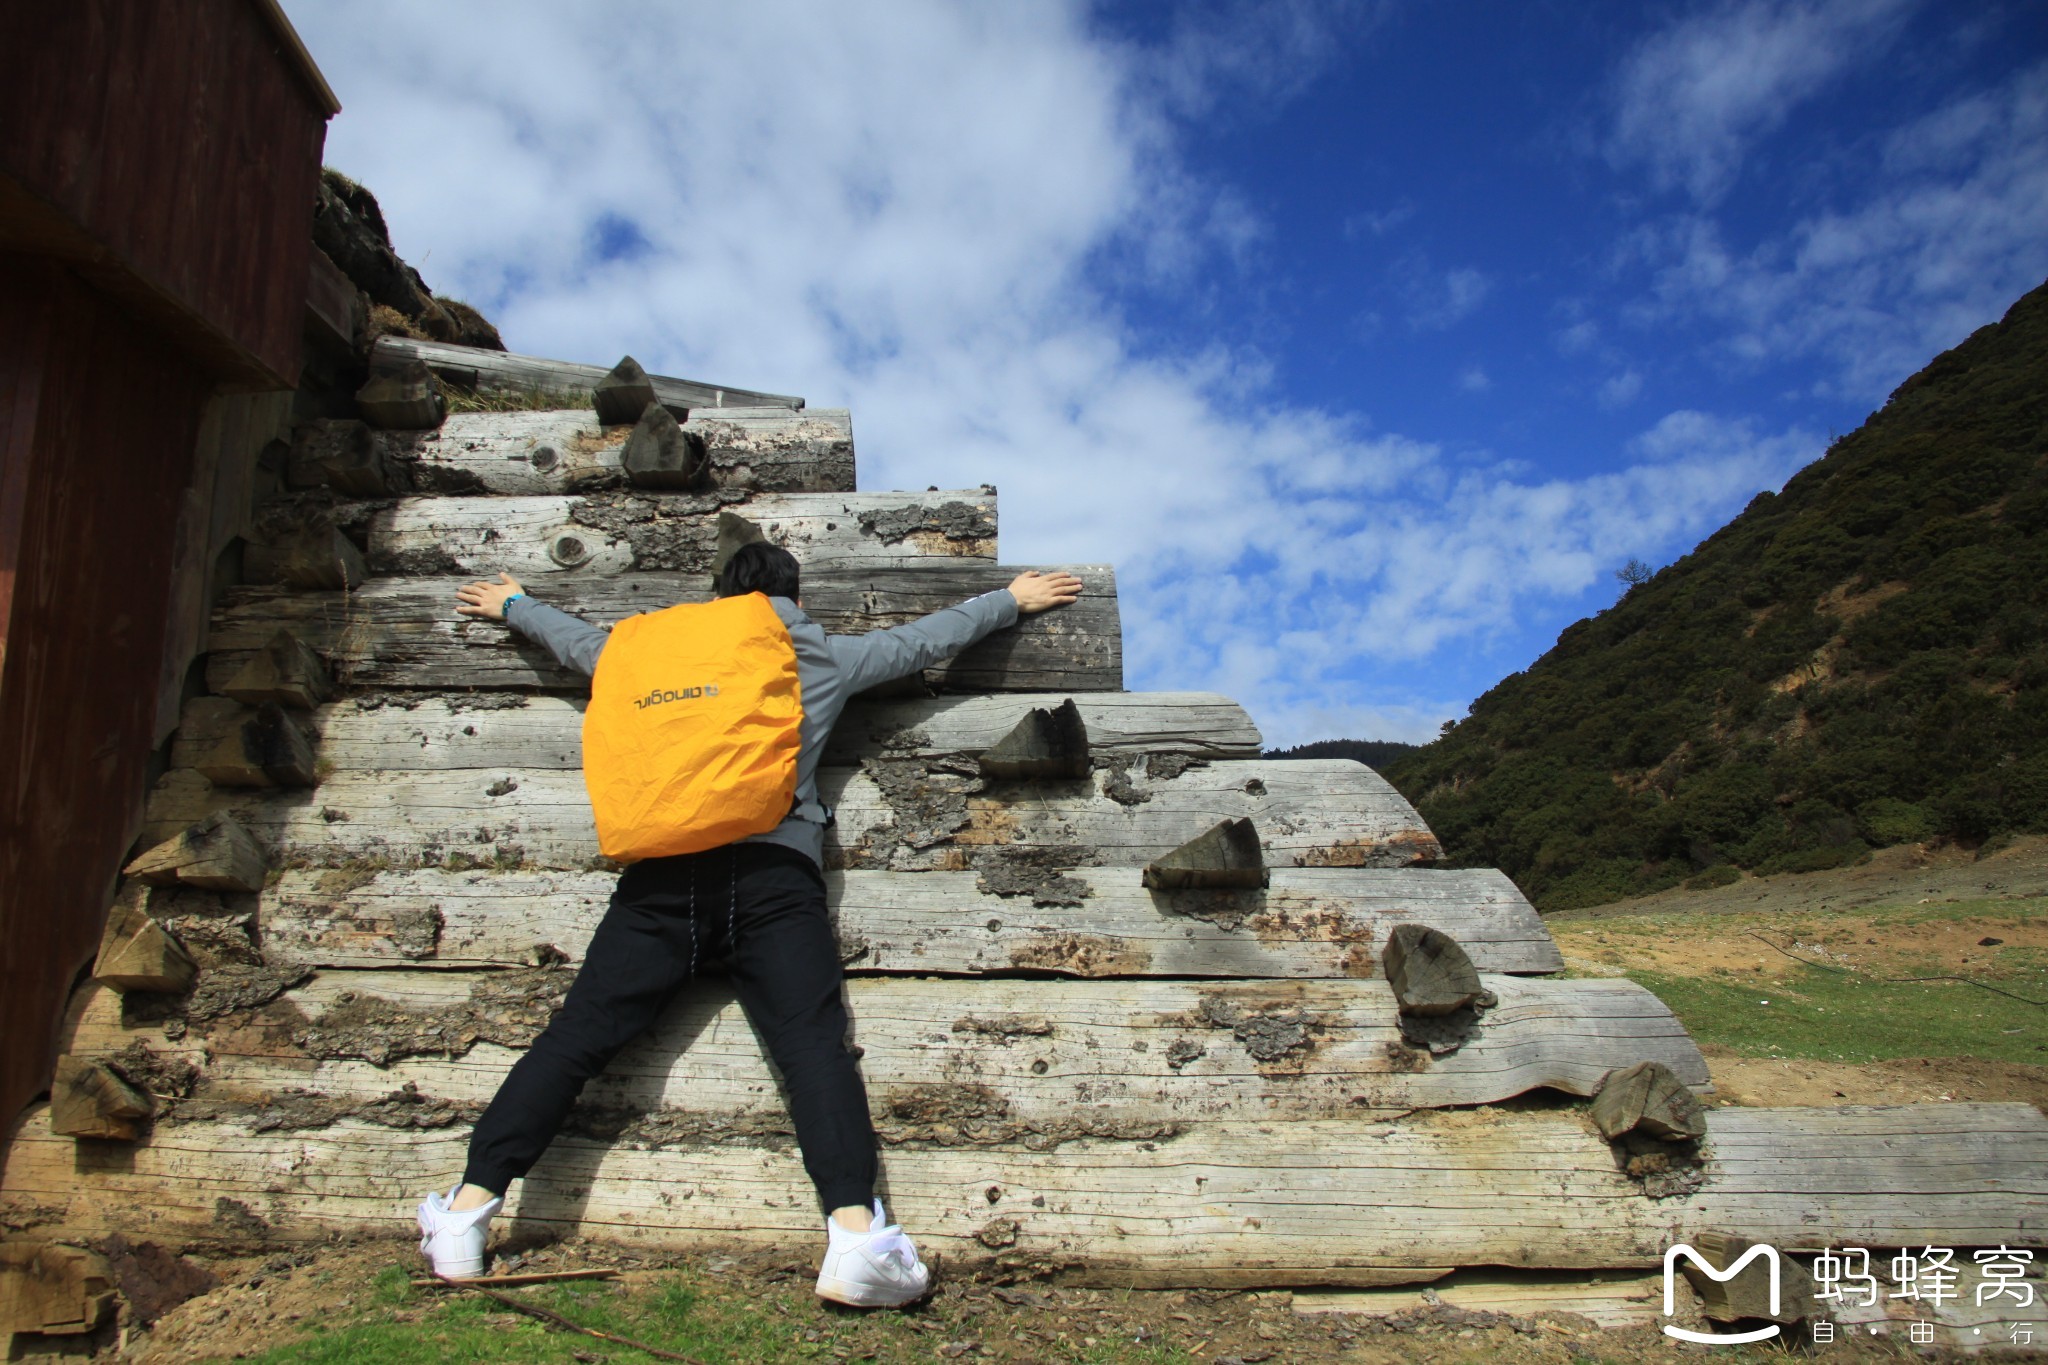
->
[505,588,1020,866]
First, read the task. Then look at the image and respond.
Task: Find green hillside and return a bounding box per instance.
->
[1263,738,1418,769]
[1385,277,2048,911]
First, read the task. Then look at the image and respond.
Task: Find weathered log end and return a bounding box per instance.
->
[194,702,318,788]
[593,355,664,426]
[1142,817,1267,890]
[1379,923,1496,1061]
[1679,1232,1816,1324]
[711,511,768,579]
[1382,924,1484,1016]
[621,403,708,490]
[1589,1060,1707,1142]
[354,358,447,431]
[979,698,1091,780]
[124,812,267,894]
[48,1057,152,1141]
[92,892,196,993]
[220,630,333,710]
[288,419,391,495]
[0,1240,118,1348]
[243,525,367,590]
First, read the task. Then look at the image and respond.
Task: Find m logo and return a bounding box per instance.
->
[1663,1242,1783,1344]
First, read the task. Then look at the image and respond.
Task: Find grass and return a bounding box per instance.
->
[1630,966,2046,1064]
[203,1263,1892,1365]
[1561,896,2048,1064]
[217,1267,1224,1365]
[234,1270,823,1364]
[1558,893,2048,946]
[1553,891,2048,951]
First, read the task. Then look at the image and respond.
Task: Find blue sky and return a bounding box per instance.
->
[282,0,2048,748]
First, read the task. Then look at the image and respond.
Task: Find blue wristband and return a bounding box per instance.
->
[501,592,525,616]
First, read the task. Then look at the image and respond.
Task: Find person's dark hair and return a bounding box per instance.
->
[715,542,801,600]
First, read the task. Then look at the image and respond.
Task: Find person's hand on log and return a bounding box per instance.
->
[456,572,527,622]
[1008,570,1083,615]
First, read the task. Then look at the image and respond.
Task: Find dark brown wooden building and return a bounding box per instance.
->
[0,0,337,1137]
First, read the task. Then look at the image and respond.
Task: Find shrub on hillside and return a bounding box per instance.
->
[1856,797,1934,846]
[1387,276,2048,910]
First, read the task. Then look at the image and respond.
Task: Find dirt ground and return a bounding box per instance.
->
[1554,906,2048,980]
[1552,834,2048,922]
[1701,1047,2048,1110]
[1547,833,2048,1113]
[97,1237,1976,1365]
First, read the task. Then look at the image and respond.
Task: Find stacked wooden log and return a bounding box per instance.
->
[5,343,2044,1292]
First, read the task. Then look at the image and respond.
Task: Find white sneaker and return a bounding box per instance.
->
[815,1199,932,1307]
[416,1183,501,1278]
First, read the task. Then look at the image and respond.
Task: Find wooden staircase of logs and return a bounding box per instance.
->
[5,340,2044,1296]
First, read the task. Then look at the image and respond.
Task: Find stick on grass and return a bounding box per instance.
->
[431,1272,711,1363]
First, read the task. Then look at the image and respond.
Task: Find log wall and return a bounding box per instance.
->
[6,1104,2043,1286]
[53,972,1708,1132]
[370,337,805,412]
[199,564,1124,693]
[253,866,1562,976]
[359,490,995,577]
[347,408,855,495]
[10,308,2042,1289]
[166,691,1262,773]
[135,759,1437,872]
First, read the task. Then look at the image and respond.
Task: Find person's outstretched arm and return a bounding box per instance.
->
[455,572,608,677]
[833,570,1082,695]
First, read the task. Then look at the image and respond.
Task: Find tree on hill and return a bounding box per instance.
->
[1264,739,1419,770]
[1385,276,2048,912]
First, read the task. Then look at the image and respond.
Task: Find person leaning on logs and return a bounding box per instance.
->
[415,546,1082,1307]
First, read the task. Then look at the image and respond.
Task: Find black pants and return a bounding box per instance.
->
[462,842,877,1214]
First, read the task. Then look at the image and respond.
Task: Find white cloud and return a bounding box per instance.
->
[1343,201,1415,239]
[1432,269,1492,329]
[1393,259,1493,330]
[1599,369,1643,407]
[1459,366,1492,393]
[289,0,1810,748]
[1088,404,1815,748]
[1554,319,1600,354]
[1124,0,1389,123]
[1624,61,2048,397]
[1607,0,1917,203]
[1628,410,1813,470]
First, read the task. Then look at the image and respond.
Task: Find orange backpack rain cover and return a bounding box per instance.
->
[583,593,803,862]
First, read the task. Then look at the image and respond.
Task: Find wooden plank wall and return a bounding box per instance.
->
[0,264,211,1136]
[0,0,332,1141]
[0,0,333,386]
